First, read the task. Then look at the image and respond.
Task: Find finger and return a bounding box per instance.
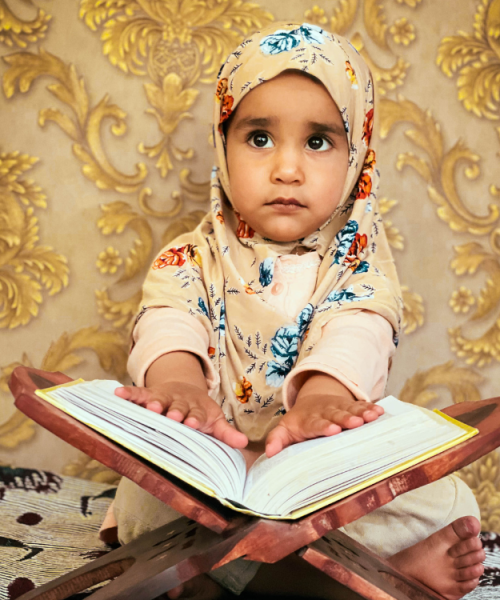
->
[299,416,342,439]
[212,418,248,448]
[322,407,364,429]
[165,398,192,422]
[145,400,164,414]
[114,386,153,407]
[266,425,294,458]
[340,400,381,421]
[183,404,209,430]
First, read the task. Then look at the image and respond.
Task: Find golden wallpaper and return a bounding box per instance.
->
[1,0,500,529]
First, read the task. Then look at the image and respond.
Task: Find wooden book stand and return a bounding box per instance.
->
[8,366,500,600]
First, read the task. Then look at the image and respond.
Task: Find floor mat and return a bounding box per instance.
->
[0,466,498,599]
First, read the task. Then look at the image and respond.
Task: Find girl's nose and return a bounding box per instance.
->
[270,148,304,185]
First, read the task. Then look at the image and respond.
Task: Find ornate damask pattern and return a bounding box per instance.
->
[0,0,50,48]
[0,1,499,527]
[80,0,274,178]
[0,152,68,329]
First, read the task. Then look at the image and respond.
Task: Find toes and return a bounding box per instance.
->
[456,578,481,597]
[454,548,486,569]
[451,516,481,541]
[167,585,183,599]
[448,535,483,558]
[456,563,484,582]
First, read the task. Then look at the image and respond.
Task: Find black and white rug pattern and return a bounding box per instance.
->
[0,466,499,599]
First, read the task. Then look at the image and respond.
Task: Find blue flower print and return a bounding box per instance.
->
[259,258,274,287]
[331,220,358,265]
[219,301,226,335]
[260,23,324,56]
[266,359,295,388]
[354,261,369,274]
[270,325,300,362]
[260,29,301,55]
[198,297,209,318]
[297,303,314,337]
[298,23,325,44]
[265,324,299,387]
[265,303,317,387]
[325,285,374,304]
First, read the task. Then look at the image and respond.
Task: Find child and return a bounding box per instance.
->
[102,22,484,600]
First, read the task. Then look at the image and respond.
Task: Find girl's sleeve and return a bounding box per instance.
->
[282,310,396,410]
[128,308,220,395]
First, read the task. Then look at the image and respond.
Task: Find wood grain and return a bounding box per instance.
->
[9,367,244,534]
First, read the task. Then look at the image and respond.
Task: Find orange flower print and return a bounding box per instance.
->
[364,149,376,172]
[345,233,368,271]
[216,78,228,101]
[235,376,253,403]
[215,210,224,224]
[356,172,372,200]
[244,284,256,295]
[345,61,358,89]
[219,94,234,134]
[153,247,186,269]
[235,212,255,239]
[362,108,374,147]
[152,244,201,270]
[208,346,216,358]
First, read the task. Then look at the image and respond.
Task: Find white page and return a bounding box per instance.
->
[242,397,468,515]
[48,381,247,501]
[273,422,461,515]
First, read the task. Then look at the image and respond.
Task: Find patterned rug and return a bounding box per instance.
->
[0,466,116,600]
[1,465,500,599]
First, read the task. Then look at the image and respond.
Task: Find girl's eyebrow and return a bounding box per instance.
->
[232,116,345,137]
[308,121,345,137]
[233,116,277,131]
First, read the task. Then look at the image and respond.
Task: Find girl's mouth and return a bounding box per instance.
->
[267,198,304,207]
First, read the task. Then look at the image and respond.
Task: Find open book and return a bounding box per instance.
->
[36,379,478,520]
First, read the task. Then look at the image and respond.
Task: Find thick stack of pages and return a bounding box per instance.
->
[37,380,477,519]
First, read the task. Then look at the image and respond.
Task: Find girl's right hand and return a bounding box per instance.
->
[114,382,248,450]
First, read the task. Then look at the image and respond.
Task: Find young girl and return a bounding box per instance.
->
[103,22,484,600]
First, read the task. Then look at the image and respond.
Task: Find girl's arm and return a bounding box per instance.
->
[266,311,395,458]
[265,371,382,457]
[115,351,248,449]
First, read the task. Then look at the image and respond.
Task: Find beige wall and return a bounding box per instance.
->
[1,0,499,530]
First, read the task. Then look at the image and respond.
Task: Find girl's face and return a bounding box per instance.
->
[226,71,349,243]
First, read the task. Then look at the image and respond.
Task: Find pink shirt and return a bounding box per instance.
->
[128,252,395,407]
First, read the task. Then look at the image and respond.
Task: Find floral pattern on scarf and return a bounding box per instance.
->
[139,23,403,441]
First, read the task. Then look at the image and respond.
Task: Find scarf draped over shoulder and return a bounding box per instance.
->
[139,22,403,441]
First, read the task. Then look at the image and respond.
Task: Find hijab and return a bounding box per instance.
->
[140,22,403,441]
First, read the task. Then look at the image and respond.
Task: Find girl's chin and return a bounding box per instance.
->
[254,229,316,243]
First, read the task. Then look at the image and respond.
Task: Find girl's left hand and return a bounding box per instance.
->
[265,372,383,458]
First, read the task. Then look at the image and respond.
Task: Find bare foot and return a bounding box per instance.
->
[164,574,227,599]
[388,516,485,600]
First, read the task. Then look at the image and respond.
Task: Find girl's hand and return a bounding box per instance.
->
[115,382,248,450]
[265,372,383,458]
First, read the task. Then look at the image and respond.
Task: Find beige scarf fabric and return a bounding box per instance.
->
[139,23,403,442]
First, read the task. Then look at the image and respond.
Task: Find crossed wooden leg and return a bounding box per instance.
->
[14,517,444,600]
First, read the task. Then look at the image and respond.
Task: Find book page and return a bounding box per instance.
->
[242,397,477,517]
[38,380,247,502]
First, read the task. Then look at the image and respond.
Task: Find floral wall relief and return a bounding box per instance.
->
[0,0,274,478]
[1,1,500,524]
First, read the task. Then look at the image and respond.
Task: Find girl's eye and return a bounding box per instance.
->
[307,136,332,151]
[249,133,273,148]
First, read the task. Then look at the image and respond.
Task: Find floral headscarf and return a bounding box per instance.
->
[139,23,403,442]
